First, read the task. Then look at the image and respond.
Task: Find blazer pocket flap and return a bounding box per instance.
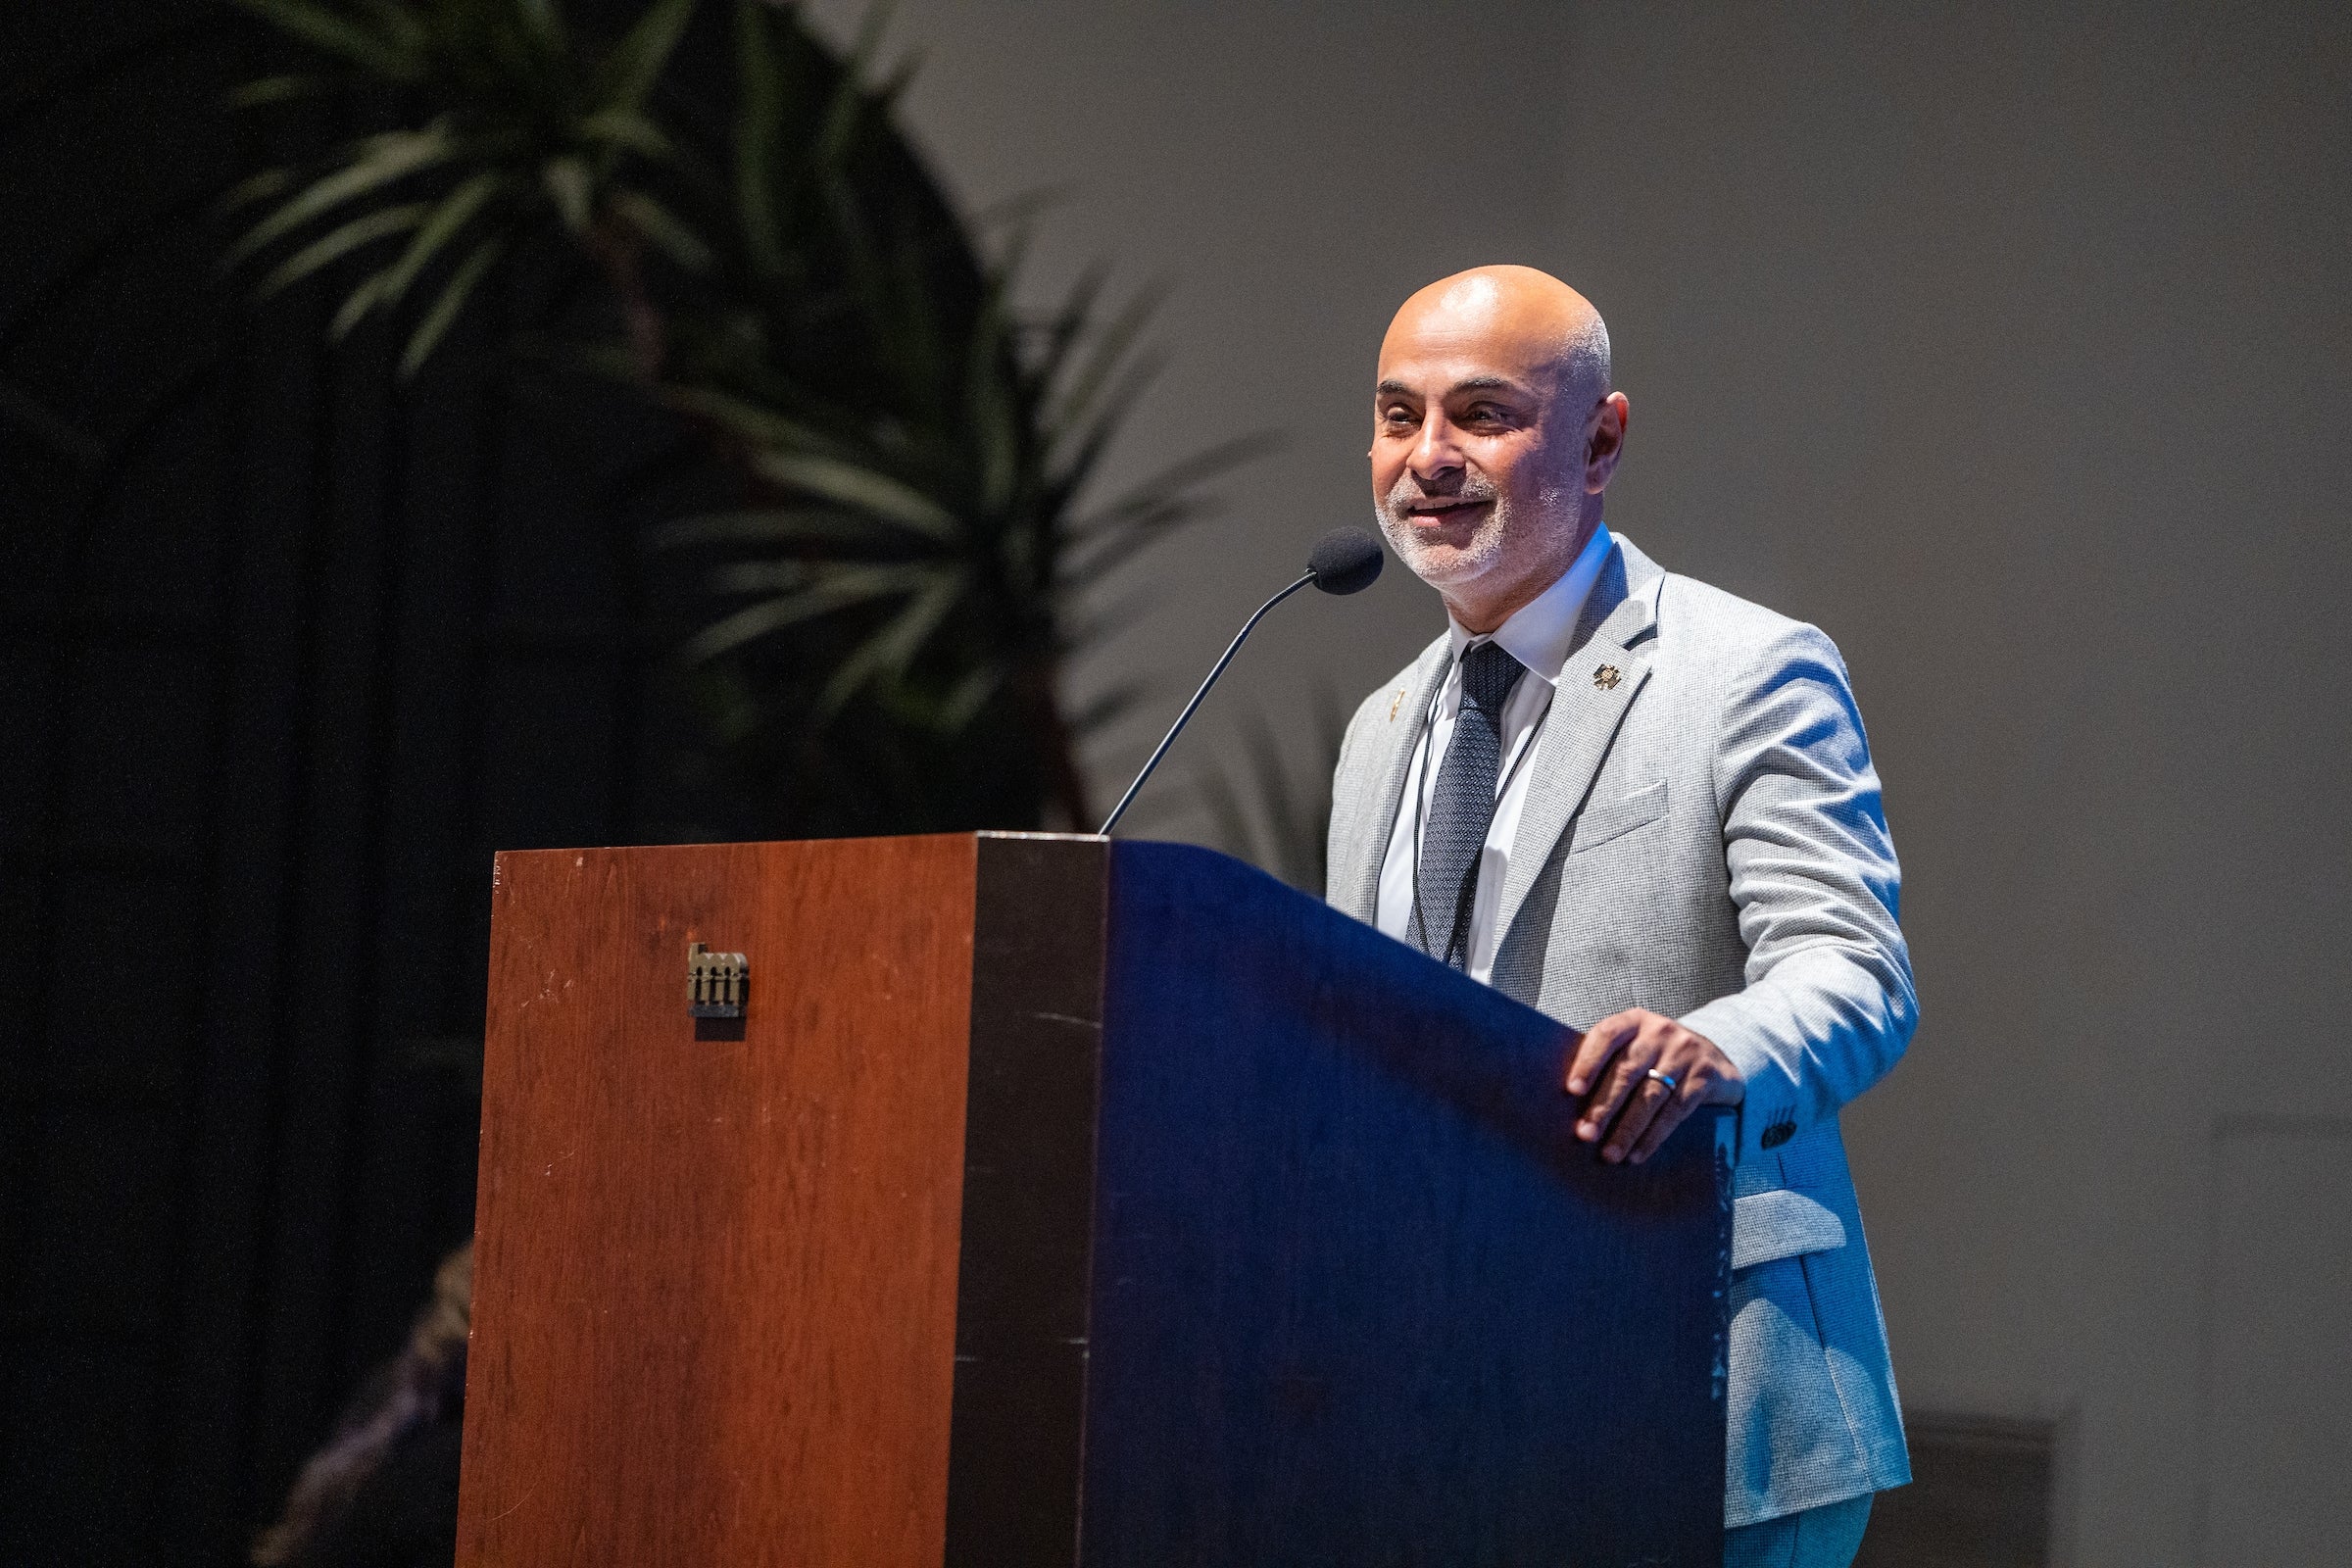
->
[1731,1189,1848,1270]
[1569,780,1668,854]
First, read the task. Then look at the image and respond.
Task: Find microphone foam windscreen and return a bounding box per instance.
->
[1307,527,1384,595]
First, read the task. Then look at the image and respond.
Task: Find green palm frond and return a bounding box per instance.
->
[401,233,507,372]
[662,270,1263,731]
[373,170,506,306]
[230,73,343,108]
[1045,276,1166,444]
[741,448,959,541]
[256,203,426,296]
[230,122,462,262]
[818,568,965,711]
[229,0,427,79]
[229,0,709,374]
[677,561,935,666]
[234,0,1274,831]
[1188,693,1347,892]
[1062,430,1288,593]
[588,0,697,111]
[609,188,710,270]
[643,507,882,551]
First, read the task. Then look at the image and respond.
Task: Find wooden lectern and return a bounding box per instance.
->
[457,833,1732,1567]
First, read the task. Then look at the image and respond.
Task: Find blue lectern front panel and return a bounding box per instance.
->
[1081,840,1732,1567]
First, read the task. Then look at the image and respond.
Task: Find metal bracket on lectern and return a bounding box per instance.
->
[687,942,748,1018]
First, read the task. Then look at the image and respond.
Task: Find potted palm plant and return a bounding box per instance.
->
[227,0,1270,830]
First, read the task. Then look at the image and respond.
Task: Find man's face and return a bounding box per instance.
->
[1370,288,1615,624]
[1371,364,1578,591]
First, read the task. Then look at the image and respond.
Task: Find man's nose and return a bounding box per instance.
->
[1407,412,1463,482]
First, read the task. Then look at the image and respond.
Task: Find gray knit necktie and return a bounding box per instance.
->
[1414,640,1525,969]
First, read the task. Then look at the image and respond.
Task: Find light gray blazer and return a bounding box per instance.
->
[1326,533,1914,1528]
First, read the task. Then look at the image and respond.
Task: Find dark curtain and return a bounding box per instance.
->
[1,3,744,1560]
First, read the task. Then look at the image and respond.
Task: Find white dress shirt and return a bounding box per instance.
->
[1374,521,1614,983]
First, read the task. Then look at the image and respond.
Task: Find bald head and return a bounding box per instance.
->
[1370,266,1629,633]
[1383,266,1612,411]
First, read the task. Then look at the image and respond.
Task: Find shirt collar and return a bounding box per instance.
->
[1445,520,1614,687]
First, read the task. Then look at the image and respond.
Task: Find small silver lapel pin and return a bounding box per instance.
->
[1593,663,1622,690]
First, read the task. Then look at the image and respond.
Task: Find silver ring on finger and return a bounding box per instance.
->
[1644,1067,1679,1093]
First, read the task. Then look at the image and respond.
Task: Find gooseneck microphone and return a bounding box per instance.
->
[1098,526,1385,835]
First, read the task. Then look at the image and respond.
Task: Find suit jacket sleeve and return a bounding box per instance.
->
[1677,622,1915,1159]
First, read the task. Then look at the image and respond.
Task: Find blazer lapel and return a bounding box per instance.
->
[1332,633,1451,921]
[1491,540,1665,950]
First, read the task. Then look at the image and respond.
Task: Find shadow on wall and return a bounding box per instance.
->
[1183,690,1348,894]
[1856,1410,2066,1567]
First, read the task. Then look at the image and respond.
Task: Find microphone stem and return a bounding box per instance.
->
[1098,570,1318,836]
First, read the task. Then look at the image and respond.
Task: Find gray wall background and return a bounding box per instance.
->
[808,3,2351,1561]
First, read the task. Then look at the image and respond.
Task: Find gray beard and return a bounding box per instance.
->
[1375,495,1512,588]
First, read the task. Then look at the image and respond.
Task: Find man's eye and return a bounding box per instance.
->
[1381,407,1415,425]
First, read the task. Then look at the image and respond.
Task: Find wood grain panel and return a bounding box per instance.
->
[456,835,979,1568]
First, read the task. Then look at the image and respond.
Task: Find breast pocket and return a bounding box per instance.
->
[1568,779,1668,855]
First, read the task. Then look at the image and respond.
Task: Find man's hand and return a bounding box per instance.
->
[1564,1008,1744,1164]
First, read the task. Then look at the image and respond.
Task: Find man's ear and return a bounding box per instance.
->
[1586,392,1630,493]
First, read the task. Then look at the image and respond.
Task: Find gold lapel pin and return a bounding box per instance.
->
[1593,663,1622,690]
[1388,687,1405,720]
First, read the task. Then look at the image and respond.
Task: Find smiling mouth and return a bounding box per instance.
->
[1405,500,1491,525]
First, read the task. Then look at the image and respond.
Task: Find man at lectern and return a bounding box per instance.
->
[1327,266,1914,1568]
